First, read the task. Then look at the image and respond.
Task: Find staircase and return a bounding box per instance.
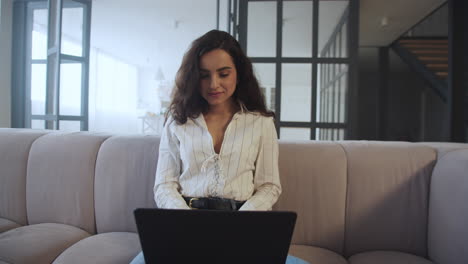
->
[391,37,449,101]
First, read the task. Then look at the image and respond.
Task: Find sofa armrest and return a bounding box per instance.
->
[428,148,468,264]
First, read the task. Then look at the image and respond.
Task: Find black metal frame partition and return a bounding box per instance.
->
[217,0,240,39]
[236,0,359,140]
[11,0,92,131]
[448,0,468,142]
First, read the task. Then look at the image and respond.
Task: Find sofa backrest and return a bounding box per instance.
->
[94,135,159,233]
[26,132,110,234]
[0,129,50,227]
[3,128,468,262]
[341,141,436,258]
[275,141,439,257]
[428,148,468,264]
[275,141,347,255]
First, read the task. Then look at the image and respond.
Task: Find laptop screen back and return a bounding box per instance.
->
[134,208,297,264]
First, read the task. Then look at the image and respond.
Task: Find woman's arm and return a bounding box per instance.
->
[153,118,190,209]
[239,117,282,211]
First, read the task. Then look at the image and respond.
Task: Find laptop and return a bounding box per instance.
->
[134,208,297,264]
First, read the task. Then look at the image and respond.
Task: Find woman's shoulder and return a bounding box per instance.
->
[164,114,186,133]
[241,111,275,129]
[243,110,274,120]
[165,113,198,126]
[164,114,177,127]
[165,114,205,135]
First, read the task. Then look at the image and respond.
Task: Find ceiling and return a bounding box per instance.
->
[359,0,447,46]
[90,0,217,80]
[86,0,447,79]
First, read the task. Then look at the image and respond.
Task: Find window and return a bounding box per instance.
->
[13,0,358,140]
[239,0,356,140]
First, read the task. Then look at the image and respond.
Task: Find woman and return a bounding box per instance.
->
[131,30,309,264]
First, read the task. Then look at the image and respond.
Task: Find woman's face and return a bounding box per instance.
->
[199,49,237,109]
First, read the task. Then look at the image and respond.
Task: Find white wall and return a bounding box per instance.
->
[0,0,12,128]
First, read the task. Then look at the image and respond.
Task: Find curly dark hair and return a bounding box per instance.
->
[168,30,274,124]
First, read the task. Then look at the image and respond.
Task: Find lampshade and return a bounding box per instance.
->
[155,67,165,81]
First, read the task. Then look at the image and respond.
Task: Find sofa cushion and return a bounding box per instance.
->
[341,142,436,257]
[428,149,468,264]
[276,141,347,255]
[0,218,20,233]
[26,132,110,234]
[94,135,159,233]
[289,245,348,264]
[0,223,90,264]
[52,232,140,264]
[417,142,468,158]
[0,129,50,226]
[348,251,434,264]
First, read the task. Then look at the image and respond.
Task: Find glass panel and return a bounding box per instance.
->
[327,86,333,122]
[339,73,347,122]
[280,63,312,122]
[253,63,276,112]
[31,119,45,129]
[339,128,344,140]
[61,2,84,57]
[318,0,348,58]
[280,127,310,140]
[316,64,348,122]
[330,41,335,57]
[334,79,339,122]
[32,9,48,60]
[318,64,325,122]
[47,0,60,48]
[318,89,323,123]
[316,128,343,140]
[218,0,229,32]
[45,120,57,130]
[335,34,340,57]
[317,128,325,140]
[46,53,58,116]
[341,22,347,57]
[31,64,47,115]
[317,127,345,140]
[59,120,81,131]
[59,62,82,115]
[247,1,276,57]
[282,1,312,57]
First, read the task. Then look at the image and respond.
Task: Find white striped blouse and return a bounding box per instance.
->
[153,109,281,211]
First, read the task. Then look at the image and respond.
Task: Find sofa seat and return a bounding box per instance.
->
[0,223,90,264]
[53,232,141,264]
[0,218,21,233]
[289,245,348,264]
[348,251,434,264]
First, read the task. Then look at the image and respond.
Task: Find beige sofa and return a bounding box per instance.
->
[0,128,467,264]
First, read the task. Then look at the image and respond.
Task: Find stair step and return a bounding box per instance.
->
[393,37,449,101]
[435,72,448,77]
[426,63,449,69]
[399,39,448,44]
[400,44,448,49]
[410,50,448,54]
[418,56,449,61]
